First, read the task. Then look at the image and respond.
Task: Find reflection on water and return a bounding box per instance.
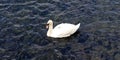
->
[0,0,120,60]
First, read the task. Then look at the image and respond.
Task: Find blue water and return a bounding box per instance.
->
[0,0,120,60]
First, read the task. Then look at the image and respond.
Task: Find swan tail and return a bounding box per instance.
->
[76,23,80,28]
[75,23,80,31]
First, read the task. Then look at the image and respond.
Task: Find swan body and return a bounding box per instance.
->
[46,20,80,38]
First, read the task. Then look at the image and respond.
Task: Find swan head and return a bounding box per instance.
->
[46,20,53,29]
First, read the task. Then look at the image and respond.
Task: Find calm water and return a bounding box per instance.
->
[0,0,120,60]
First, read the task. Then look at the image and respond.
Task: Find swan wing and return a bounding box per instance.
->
[51,23,78,38]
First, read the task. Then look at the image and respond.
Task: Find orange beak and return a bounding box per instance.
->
[46,24,49,29]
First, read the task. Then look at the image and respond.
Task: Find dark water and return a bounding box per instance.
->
[0,0,120,60]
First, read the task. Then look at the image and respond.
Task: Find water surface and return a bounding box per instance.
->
[0,0,120,60]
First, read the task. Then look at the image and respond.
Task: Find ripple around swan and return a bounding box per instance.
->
[0,0,120,60]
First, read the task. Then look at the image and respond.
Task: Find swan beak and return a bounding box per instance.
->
[46,24,49,28]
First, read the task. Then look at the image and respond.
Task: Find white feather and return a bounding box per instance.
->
[46,20,80,38]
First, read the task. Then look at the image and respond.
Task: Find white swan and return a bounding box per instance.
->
[46,20,80,38]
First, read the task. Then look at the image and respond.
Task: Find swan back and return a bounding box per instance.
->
[51,23,80,38]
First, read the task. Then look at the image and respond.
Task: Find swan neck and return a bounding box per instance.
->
[47,22,53,36]
[49,23,53,29]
